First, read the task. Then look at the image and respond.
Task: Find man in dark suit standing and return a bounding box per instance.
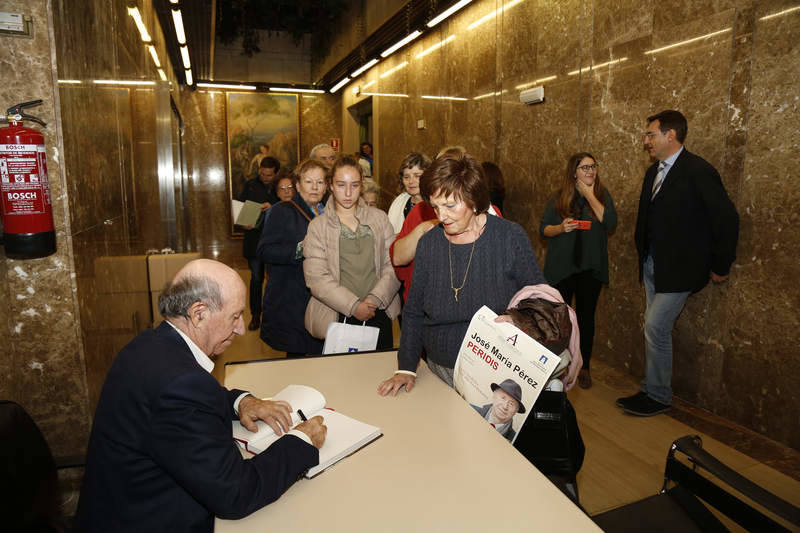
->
[239,156,281,331]
[617,110,739,417]
[75,259,326,532]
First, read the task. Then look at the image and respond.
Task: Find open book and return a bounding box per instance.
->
[232,385,381,478]
[231,199,265,227]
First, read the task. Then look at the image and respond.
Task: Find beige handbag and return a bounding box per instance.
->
[304,296,338,339]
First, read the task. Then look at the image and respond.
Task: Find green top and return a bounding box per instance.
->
[339,222,377,300]
[539,192,618,285]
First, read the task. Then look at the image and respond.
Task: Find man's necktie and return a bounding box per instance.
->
[651,161,666,200]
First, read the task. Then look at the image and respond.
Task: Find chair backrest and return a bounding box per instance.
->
[0,400,60,530]
[665,435,800,531]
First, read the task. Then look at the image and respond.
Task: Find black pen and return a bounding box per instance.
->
[297,409,307,422]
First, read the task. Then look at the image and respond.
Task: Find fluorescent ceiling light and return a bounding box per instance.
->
[428,0,473,28]
[362,92,409,98]
[381,30,422,58]
[380,61,408,79]
[147,45,161,68]
[197,82,257,90]
[351,58,379,78]
[169,0,179,3]
[515,75,557,90]
[270,87,325,94]
[94,79,156,86]
[568,57,628,75]
[361,79,376,90]
[416,35,456,59]
[421,95,468,101]
[180,46,191,69]
[473,90,506,100]
[185,69,193,86]
[330,77,350,93]
[127,7,151,42]
[57,79,81,84]
[760,6,800,20]
[644,29,731,55]
[468,0,524,30]
[157,69,167,81]
[172,9,186,45]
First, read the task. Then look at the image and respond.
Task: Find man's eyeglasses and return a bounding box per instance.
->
[577,164,597,172]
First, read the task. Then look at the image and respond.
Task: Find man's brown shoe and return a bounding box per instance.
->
[248,316,260,331]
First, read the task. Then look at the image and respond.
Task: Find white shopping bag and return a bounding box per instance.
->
[322,318,379,354]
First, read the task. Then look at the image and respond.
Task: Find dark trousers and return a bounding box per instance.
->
[247,257,265,318]
[554,271,602,369]
[339,309,394,351]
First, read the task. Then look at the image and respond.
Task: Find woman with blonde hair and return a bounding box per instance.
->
[303,155,401,350]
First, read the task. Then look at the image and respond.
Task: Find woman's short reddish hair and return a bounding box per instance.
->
[420,151,490,214]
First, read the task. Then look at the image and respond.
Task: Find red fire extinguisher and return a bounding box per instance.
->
[0,100,56,259]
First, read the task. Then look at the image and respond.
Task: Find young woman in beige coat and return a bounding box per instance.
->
[303,155,401,350]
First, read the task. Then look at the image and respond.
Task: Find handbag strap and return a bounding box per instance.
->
[288,199,313,222]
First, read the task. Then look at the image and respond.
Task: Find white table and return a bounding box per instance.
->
[217,351,600,532]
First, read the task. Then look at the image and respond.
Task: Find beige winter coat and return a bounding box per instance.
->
[303,196,401,339]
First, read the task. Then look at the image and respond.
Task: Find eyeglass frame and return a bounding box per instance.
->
[577,164,598,172]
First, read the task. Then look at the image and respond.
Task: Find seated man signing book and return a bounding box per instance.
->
[75,259,326,533]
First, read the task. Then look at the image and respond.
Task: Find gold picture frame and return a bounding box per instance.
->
[226,91,300,235]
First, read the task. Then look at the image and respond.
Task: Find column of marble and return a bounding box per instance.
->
[0,0,90,456]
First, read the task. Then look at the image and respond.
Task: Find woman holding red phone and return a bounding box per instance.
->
[540,152,617,389]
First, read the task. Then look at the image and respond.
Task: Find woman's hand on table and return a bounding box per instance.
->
[377,373,416,396]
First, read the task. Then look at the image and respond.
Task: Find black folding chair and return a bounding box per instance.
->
[593,434,800,532]
[0,400,85,532]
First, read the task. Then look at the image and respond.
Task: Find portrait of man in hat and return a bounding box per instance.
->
[471,378,526,442]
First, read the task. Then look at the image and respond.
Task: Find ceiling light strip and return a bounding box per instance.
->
[172,9,187,45]
[473,90,506,100]
[644,28,731,55]
[380,30,422,58]
[184,70,193,86]
[93,80,156,86]
[468,0,524,30]
[270,87,325,94]
[759,6,800,21]
[416,35,456,59]
[421,95,468,101]
[57,79,81,84]
[180,46,191,69]
[428,0,473,28]
[361,92,409,98]
[147,45,161,68]
[127,7,151,42]
[515,75,557,90]
[197,82,257,90]
[568,57,628,76]
[380,61,409,79]
[330,77,350,93]
[351,58,379,78]
[157,69,167,82]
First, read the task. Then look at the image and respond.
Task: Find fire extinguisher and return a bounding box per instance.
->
[0,99,56,259]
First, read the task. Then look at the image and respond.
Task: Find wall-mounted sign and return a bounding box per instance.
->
[0,12,33,38]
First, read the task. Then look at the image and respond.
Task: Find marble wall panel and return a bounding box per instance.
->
[357,0,800,449]
[0,0,90,457]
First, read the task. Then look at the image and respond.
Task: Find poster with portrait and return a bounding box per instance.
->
[453,306,562,445]
[226,91,299,235]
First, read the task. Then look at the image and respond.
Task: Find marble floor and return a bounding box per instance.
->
[220,269,800,525]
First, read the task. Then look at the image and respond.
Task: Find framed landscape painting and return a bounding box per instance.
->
[226,91,299,234]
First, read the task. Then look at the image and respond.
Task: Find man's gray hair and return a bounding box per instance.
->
[310,143,332,158]
[158,274,223,318]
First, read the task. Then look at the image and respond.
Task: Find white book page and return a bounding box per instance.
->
[232,385,326,450]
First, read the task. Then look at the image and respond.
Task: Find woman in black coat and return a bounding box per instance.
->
[257,159,327,356]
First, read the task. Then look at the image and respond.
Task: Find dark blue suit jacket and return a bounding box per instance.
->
[74,322,318,532]
[634,149,739,293]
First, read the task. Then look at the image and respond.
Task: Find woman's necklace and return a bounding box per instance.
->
[448,224,482,302]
